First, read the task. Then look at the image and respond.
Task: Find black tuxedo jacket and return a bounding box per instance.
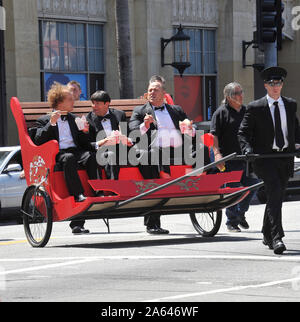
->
[86,108,127,150]
[34,113,92,151]
[128,102,192,147]
[238,95,300,176]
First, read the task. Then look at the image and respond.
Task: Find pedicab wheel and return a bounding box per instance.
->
[22,186,53,247]
[189,210,222,237]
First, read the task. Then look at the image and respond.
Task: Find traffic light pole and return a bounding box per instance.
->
[0,0,7,146]
[255,0,284,69]
[264,42,277,68]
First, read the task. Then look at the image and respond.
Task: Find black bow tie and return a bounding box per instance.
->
[60,114,68,121]
[154,105,165,111]
[98,114,111,122]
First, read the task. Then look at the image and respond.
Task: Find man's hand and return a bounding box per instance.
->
[214,152,225,172]
[97,137,116,147]
[120,135,133,147]
[144,113,155,129]
[82,121,89,133]
[104,135,118,146]
[179,119,194,136]
[49,111,61,126]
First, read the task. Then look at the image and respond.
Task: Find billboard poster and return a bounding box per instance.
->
[44,73,87,100]
[174,75,203,122]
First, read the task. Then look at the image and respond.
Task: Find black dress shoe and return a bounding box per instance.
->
[273,239,286,255]
[147,226,169,235]
[262,237,273,250]
[72,226,90,234]
[226,224,241,232]
[75,194,87,202]
[239,219,249,230]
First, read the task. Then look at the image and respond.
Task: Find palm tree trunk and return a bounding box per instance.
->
[115,0,134,99]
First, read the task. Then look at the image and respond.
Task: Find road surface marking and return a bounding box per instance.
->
[1,255,300,301]
[0,254,300,262]
[1,254,300,266]
[0,240,28,246]
[0,258,98,276]
[145,275,300,302]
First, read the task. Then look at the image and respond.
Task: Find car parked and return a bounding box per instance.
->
[0,146,27,219]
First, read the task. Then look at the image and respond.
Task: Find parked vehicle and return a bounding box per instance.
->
[0,146,27,218]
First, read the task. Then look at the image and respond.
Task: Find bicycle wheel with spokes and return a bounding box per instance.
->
[22,186,53,247]
[190,210,222,237]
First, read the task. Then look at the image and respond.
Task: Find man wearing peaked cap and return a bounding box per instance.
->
[261,66,287,82]
[238,66,300,255]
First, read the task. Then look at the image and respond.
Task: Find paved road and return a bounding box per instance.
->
[1,200,300,304]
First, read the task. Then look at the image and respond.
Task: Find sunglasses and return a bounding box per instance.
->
[266,80,283,87]
[232,90,243,96]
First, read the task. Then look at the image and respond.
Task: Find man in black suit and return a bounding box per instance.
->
[129,76,204,235]
[238,67,300,254]
[86,90,133,180]
[34,83,98,234]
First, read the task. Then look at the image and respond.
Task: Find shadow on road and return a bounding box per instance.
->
[54,234,261,249]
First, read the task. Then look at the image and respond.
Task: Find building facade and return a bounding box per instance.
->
[2,0,300,145]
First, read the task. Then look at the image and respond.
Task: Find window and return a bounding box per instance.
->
[88,24,104,72]
[39,21,105,100]
[174,28,217,122]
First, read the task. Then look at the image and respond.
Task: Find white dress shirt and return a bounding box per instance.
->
[100,112,113,137]
[140,105,183,148]
[57,116,76,150]
[267,95,288,150]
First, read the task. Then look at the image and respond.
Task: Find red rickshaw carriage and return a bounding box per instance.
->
[10,97,262,247]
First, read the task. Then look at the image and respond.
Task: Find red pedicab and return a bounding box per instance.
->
[10,97,262,247]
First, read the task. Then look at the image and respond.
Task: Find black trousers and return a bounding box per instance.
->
[140,145,210,228]
[55,147,98,229]
[138,146,182,228]
[253,157,290,242]
[56,147,98,196]
[97,148,120,180]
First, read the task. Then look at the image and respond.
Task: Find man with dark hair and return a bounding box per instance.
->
[86,90,133,180]
[149,75,166,86]
[239,66,300,254]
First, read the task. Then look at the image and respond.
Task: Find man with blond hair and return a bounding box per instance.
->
[34,82,98,234]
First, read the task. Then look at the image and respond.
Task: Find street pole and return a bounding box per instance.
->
[0,0,7,146]
[264,42,277,68]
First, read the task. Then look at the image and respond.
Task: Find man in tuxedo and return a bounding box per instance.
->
[238,67,300,254]
[34,82,98,234]
[129,76,202,234]
[86,90,133,180]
